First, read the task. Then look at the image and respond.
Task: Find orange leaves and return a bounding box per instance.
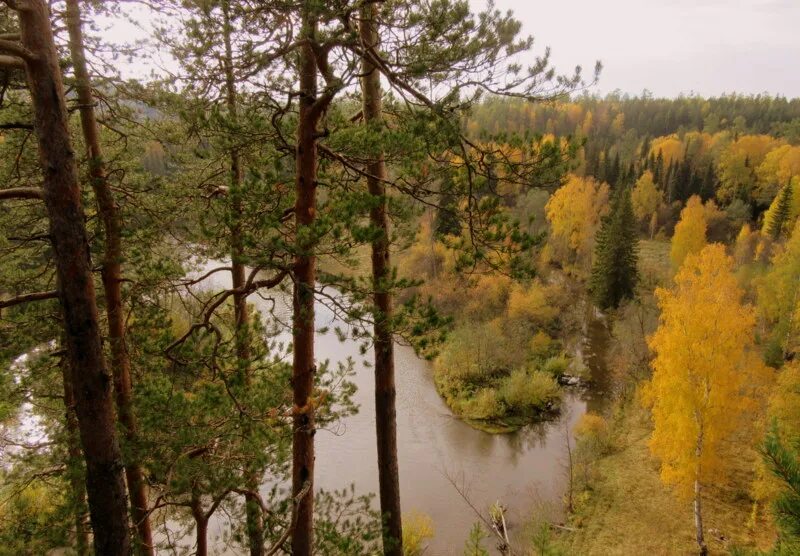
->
[670,195,707,270]
[545,175,610,270]
[717,134,782,203]
[644,244,771,498]
[650,135,684,166]
[631,170,662,225]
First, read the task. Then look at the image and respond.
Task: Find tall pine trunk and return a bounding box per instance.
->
[191,496,209,556]
[220,2,265,554]
[291,5,320,553]
[63,2,154,553]
[16,1,130,552]
[359,6,403,554]
[61,352,90,556]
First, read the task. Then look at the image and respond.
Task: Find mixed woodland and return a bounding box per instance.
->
[2,1,800,555]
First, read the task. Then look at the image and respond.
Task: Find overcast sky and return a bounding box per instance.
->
[475,0,800,98]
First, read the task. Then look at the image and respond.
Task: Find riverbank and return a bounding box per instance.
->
[178,260,590,554]
[555,398,775,555]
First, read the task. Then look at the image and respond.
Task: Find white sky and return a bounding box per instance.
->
[103,1,800,99]
[476,0,800,97]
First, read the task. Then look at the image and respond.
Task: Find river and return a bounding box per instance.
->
[191,262,612,555]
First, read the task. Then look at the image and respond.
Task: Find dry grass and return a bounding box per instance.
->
[558,402,776,556]
[638,239,672,287]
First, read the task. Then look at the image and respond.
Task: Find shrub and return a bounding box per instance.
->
[507,280,559,325]
[460,388,503,420]
[500,369,560,412]
[542,355,570,376]
[574,413,612,455]
[434,322,518,384]
[463,274,512,321]
[402,510,434,556]
[530,330,556,359]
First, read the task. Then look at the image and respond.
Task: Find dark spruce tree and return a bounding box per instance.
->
[768,183,794,240]
[589,186,639,310]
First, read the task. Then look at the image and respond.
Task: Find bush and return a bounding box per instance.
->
[463,274,512,321]
[434,321,519,384]
[530,330,556,359]
[500,369,560,412]
[542,355,570,376]
[574,413,612,455]
[460,388,503,420]
[507,280,559,325]
[402,510,434,556]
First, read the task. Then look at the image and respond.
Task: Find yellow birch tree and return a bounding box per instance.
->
[670,195,707,270]
[643,244,770,554]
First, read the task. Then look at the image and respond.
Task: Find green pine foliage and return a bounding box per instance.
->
[769,184,794,240]
[463,523,490,556]
[589,186,640,310]
[763,425,800,548]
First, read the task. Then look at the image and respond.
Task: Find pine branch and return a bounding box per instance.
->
[0,39,36,62]
[0,55,24,70]
[0,290,58,309]
[0,186,43,200]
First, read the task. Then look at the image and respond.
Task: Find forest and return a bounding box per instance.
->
[1,1,800,555]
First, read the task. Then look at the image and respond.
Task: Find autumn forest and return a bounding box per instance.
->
[1,1,799,555]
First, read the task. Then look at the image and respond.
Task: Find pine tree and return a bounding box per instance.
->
[700,162,716,200]
[589,186,639,310]
[610,152,621,187]
[768,183,793,240]
[763,425,800,544]
[653,150,665,185]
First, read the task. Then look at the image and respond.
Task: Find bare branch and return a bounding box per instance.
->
[0,186,43,200]
[0,39,36,62]
[177,266,232,287]
[265,480,311,556]
[0,122,33,130]
[0,290,58,309]
[165,270,288,356]
[0,55,24,70]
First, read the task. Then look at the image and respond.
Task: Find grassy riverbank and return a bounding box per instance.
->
[556,400,775,555]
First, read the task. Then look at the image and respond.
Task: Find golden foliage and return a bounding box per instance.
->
[463,274,512,321]
[402,510,435,556]
[402,217,452,280]
[669,195,707,270]
[643,244,770,499]
[545,175,610,269]
[575,413,609,439]
[506,280,559,325]
[631,170,662,225]
[733,223,759,266]
[757,220,800,355]
[650,135,684,165]
[717,134,782,203]
[753,361,800,505]
[756,145,800,203]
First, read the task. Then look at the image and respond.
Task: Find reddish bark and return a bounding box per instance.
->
[359,5,403,554]
[220,2,265,553]
[15,0,130,553]
[64,1,154,552]
[291,6,322,554]
[61,353,90,556]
